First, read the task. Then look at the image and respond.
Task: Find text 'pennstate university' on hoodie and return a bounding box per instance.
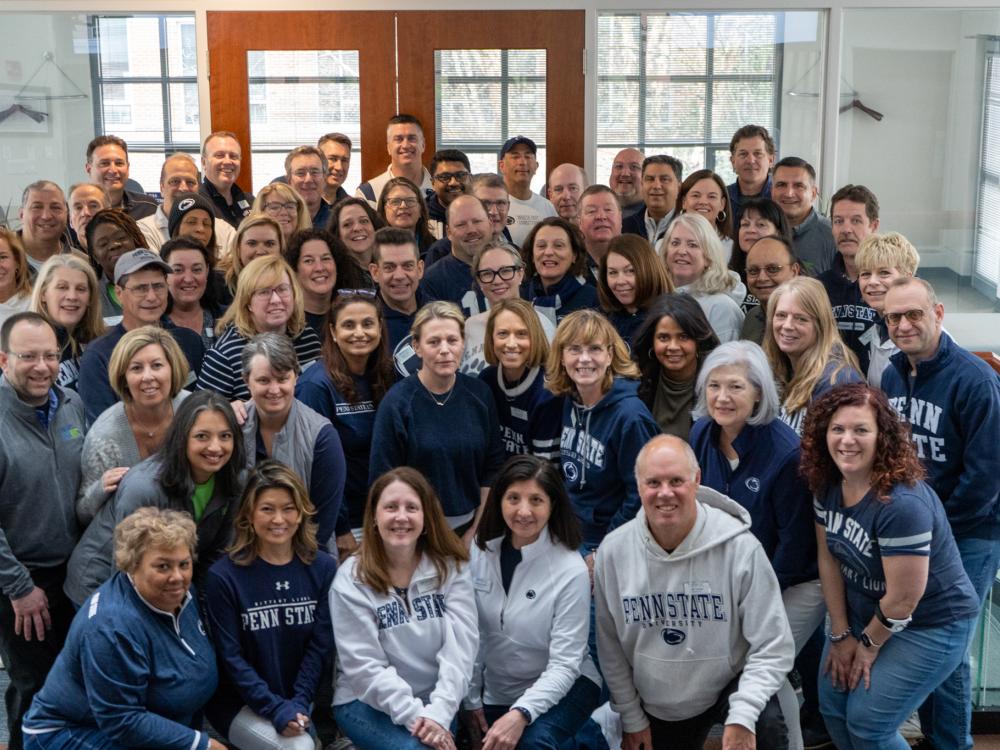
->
[594,486,794,734]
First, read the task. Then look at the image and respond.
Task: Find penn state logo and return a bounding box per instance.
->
[526,589,536,600]
[177,196,197,212]
[745,477,761,493]
[506,216,516,226]
[563,462,579,483]
[661,627,686,645]
[393,334,422,377]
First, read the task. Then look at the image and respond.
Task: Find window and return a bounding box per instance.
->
[974,47,1000,300]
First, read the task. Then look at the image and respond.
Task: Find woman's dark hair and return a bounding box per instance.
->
[158,390,245,510]
[285,227,366,293]
[321,293,395,406]
[327,197,385,244]
[633,293,720,406]
[730,197,793,279]
[160,235,225,316]
[676,169,733,240]
[521,216,588,284]
[376,177,435,252]
[475,455,582,551]
[800,383,925,502]
[85,208,148,270]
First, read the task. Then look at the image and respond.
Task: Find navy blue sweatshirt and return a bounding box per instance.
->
[525,274,599,324]
[818,254,876,375]
[421,254,488,317]
[477,365,553,459]
[380,289,428,378]
[689,417,817,588]
[882,332,1000,539]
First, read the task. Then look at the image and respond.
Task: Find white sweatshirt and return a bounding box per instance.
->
[463,527,601,719]
[594,486,793,734]
[330,554,479,730]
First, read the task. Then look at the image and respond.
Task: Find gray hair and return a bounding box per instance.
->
[634,434,700,483]
[240,332,301,379]
[471,241,523,276]
[692,340,780,426]
[21,180,65,208]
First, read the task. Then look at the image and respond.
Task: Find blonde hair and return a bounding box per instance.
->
[855,232,920,276]
[411,300,465,341]
[220,214,285,292]
[108,325,189,402]
[252,183,312,235]
[763,277,859,414]
[0,227,34,299]
[664,213,735,295]
[30,253,105,355]
[483,298,548,369]
[218,254,305,338]
[114,506,197,573]
[545,309,638,397]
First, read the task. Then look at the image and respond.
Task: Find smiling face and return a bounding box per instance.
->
[738,209,779,254]
[579,191,622,247]
[745,238,798,304]
[610,148,643,204]
[705,364,758,434]
[0,321,59,406]
[252,487,301,553]
[473,185,510,239]
[642,163,679,220]
[125,343,172,410]
[202,135,242,191]
[498,144,538,193]
[248,272,294,334]
[185,408,234,484]
[160,158,200,215]
[413,318,463,380]
[827,403,878,483]
[532,225,574,286]
[20,187,68,247]
[261,190,300,239]
[118,268,169,329]
[729,136,774,193]
[547,164,586,221]
[238,224,281,267]
[333,300,381,364]
[320,140,351,191]
[491,309,531,376]
[371,243,422,308]
[289,154,325,211]
[68,184,110,248]
[501,479,552,549]
[387,123,425,171]
[562,338,611,394]
[42,266,90,329]
[86,144,129,199]
[91,222,137,280]
[883,283,943,364]
[773,166,818,226]
[131,544,192,613]
[375,479,424,553]
[384,185,420,230]
[0,239,18,298]
[771,292,817,364]
[605,251,637,310]
[338,205,375,257]
[432,160,470,207]
[245,354,296,420]
[831,199,879,266]
[166,249,208,307]
[296,239,336,299]
[476,247,524,304]
[638,441,700,550]
[682,178,725,226]
[665,222,708,287]
[447,197,491,260]
[858,266,905,314]
[653,315,698,381]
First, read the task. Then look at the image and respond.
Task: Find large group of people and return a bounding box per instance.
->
[0,116,996,750]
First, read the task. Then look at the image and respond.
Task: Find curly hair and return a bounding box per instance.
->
[800,383,925,501]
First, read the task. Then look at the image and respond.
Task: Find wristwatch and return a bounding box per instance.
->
[860,631,883,649]
[875,601,912,633]
[512,706,532,724]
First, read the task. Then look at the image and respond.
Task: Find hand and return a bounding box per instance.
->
[281,713,309,737]
[849,639,880,690]
[412,717,456,750]
[823,636,857,691]
[622,726,653,750]
[11,587,51,641]
[207,739,229,750]
[336,532,359,562]
[482,709,528,750]
[101,466,129,494]
[461,709,487,750]
[230,399,247,426]
[722,723,756,750]
[585,551,596,590]
[461,527,476,551]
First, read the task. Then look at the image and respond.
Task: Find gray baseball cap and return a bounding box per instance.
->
[114,248,173,285]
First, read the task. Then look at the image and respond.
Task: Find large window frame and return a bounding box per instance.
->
[974,45,1000,300]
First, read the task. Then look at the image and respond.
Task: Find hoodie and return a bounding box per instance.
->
[594,487,793,734]
[526,274,599,324]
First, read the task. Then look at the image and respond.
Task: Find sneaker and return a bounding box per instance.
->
[800,709,834,749]
[899,711,924,740]
[323,738,355,750]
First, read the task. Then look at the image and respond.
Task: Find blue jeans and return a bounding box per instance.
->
[334,700,455,750]
[919,534,1000,750]
[819,616,977,750]
[483,675,600,749]
[25,728,125,750]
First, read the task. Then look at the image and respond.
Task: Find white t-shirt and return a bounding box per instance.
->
[506,191,557,248]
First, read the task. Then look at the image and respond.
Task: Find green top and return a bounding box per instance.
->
[190,475,215,522]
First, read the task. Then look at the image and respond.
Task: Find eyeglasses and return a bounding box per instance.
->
[7,351,60,364]
[746,264,786,278]
[475,265,520,283]
[386,197,418,209]
[291,169,323,180]
[125,282,168,296]
[434,171,470,184]
[263,201,297,214]
[885,308,927,327]
[480,199,510,210]
[337,288,377,298]
[565,344,608,357]
[252,284,293,300]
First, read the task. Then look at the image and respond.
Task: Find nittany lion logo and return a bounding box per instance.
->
[745,477,761,493]
[563,462,579,483]
[661,627,686,645]
[526,589,536,600]
[177,197,197,212]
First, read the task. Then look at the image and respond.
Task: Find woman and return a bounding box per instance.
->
[522,217,599,324]
[168,191,221,260]
[801,384,980,750]
[77,326,191,525]
[162,236,228,349]
[597,233,672,346]
[731,196,792,284]
[633,293,720,439]
[329,197,385,276]
[86,208,150,319]
[763,276,862,435]
[663,213,745,342]
[221,214,285,293]
[370,301,505,542]
[238,333,346,553]
[677,169,734,253]
[30,254,105,392]
[376,177,435,257]
[0,228,33,327]
[476,298,553,460]
[205,461,338,750]
[285,228,365,336]
[24,507,224,750]
[64,390,246,606]
[254,183,312,244]
[198,254,321,402]
[296,291,395,555]
[462,456,601,750]
[331,467,478,750]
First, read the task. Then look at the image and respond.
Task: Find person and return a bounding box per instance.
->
[30,254,105,393]
[0,312,85,750]
[168,190,224,261]
[204,461,338,750]
[730,196,791,288]
[498,136,556,247]
[253,182,313,244]
[727,124,775,230]
[286,227,365,337]
[331,467,478,750]
[547,163,587,222]
[597,233,673,346]
[854,232,920,385]
[462,455,601,749]
[220,214,285,293]
[880,276,1000,750]
[64,390,246,607]
[522,217,599,325]
[0,227,35,327]
[608,148,646,220]
[633,293,720,439]
[162,236,228,350]
[677,169,735,255]
[198,254,321,401]
[578,185,623,276]
[368,228,428,375]
[67,182,110,253]
[801,384,981,750]
[428,149,472,235]
[772,157,836,276]
[377,176,436,256]
[471,173,516,245]
[621,154,683,251]
[83,135,157,219]
[594,434,794,750]
[19,181,71,272]
[23,507,225,750]
[763,276,862,435]
[296,291,395,556]
[77,326,191,527]
[356,114,434,209]
[287,145,333,229]
[739,235,801,344]
[476,298,554,459]
[319,132,353,204]
[662,213,745,342]
[422,195,491,317]
[370,301,505,541]
[201,130,254,228]
[84,207,149,323]
[329,197,385,277]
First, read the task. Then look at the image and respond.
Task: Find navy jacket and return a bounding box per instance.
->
[525,274,599,324]
[818,254,876,375]
[422,254,488,317]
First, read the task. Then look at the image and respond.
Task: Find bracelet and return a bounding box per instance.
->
[860,631,883,649]
[512,706,532,724]
[829,628,852,643]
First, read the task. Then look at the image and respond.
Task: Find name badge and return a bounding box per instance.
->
[473,577,492,593]
[415,577,436,595]
[237,199,250,210]
[684,581,712,596]
[511,407,528,421]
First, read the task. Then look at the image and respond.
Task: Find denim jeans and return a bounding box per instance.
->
[819,615,977,750]
[334,700,455,750]
[24,727,128,750]
[919,534,1000,750]
[482,675,600,749]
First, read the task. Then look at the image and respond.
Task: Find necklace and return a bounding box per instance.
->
[128,403,172,438]
[420,376,456,407]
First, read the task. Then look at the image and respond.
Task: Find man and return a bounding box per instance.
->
[622,155,682,250]
[18,181,71,271]
[84,135,156,220]
[609,147,645,220]
[356,114,433,209]
[727,124,775,230]
[78,249,204,424]
[595,434,794,750]
[200,130,254,228]
[428,149,472,237]
[318,132,352,204]
[369,227,427,377]
[422,194,490,317]
[547,163,587,223]
[287,145,332,229]
[772,157,836,276]
[136,153,235,251]
[739,235,801,344]
[818,184,880,373]
[578,185,622,276]
[498,136,556,247]
[0,312,84,750]
[881,277,1000,750]
[67,183,110,252]
[472,173,516,245]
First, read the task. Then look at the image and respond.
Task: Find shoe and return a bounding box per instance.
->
[800,708,834,749]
